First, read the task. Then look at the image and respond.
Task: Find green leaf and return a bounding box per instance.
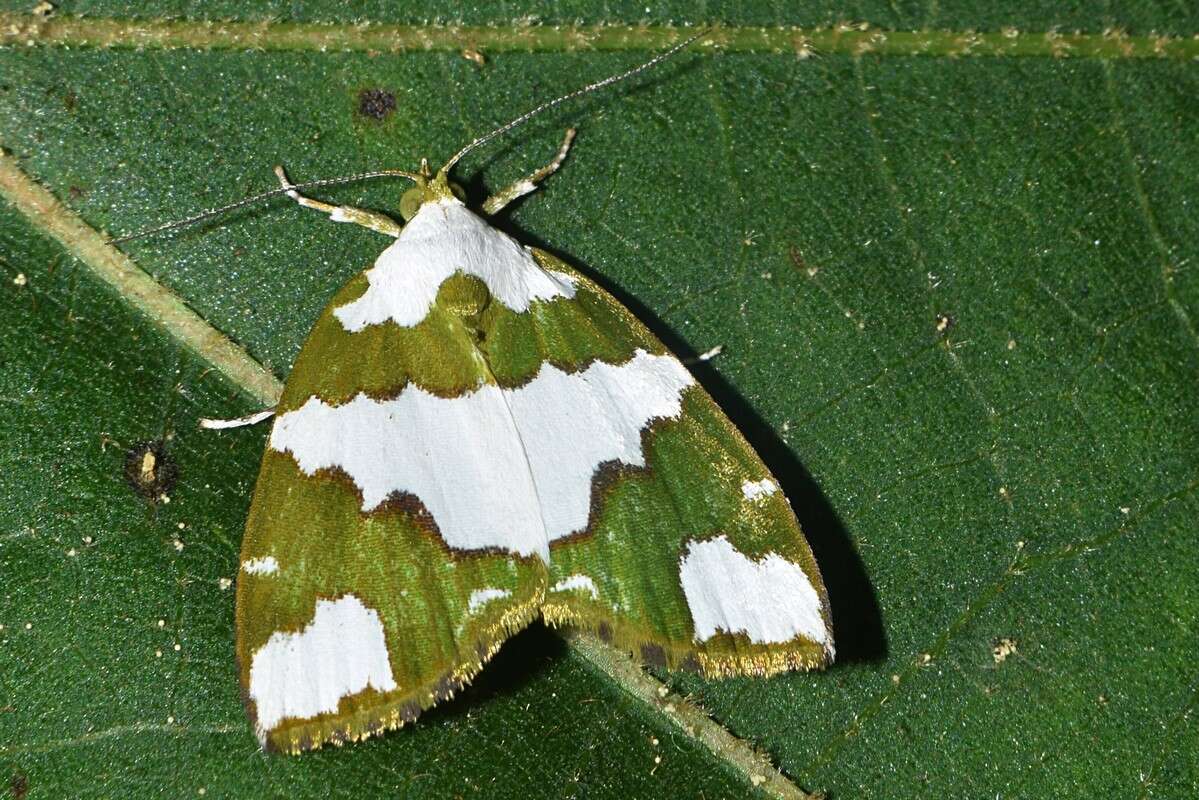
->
[1,4,1197,799]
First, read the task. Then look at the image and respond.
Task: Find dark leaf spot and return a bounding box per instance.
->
[123,441,178,501]
[10,772,28,800]
[357,89,397,120]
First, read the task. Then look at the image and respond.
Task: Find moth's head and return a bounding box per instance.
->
[398,158,467,221]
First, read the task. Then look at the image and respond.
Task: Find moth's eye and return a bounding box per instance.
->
[399,187,424,221]
[436,273,491,318]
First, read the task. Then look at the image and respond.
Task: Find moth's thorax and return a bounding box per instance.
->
[399,196,475,243]
[332,197,577,332]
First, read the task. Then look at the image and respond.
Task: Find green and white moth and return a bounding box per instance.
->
[137,33,833,753]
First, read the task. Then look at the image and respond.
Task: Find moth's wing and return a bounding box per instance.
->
[491,249,833,677]
[236,268,548,753]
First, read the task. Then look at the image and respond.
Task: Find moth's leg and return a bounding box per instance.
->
[274,166,404,237]
[482,128,576,215]
[199,408,276,430]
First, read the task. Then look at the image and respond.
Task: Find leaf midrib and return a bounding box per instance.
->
[2,13,1198,59]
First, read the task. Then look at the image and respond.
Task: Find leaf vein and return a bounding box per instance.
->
[1136,674,1199,800]
[2,15,1198,59]
[1102,60,1199,354]
[0,721,241,756]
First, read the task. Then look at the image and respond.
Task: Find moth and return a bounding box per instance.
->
[137,33,833,753]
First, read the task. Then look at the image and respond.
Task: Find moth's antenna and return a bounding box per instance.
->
[109,168,421,244]
[440,28,708,174]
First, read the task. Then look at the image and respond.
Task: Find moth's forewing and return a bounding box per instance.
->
[236,204,553,753]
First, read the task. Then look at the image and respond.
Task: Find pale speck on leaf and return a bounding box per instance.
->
[993,637,1018,664]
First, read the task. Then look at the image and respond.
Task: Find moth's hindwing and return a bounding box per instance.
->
[529,251,834,678]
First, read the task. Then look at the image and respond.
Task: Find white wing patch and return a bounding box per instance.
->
[678,535,830,653]
[333,197,576,331]
[551,574,599,599]
[270,349,695,560]
[271,381,546,558]
[468,588,512,612]
[505,350,694,547]
[741,478,779,501]
[242,556,279,576]
[248,594,397,738]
